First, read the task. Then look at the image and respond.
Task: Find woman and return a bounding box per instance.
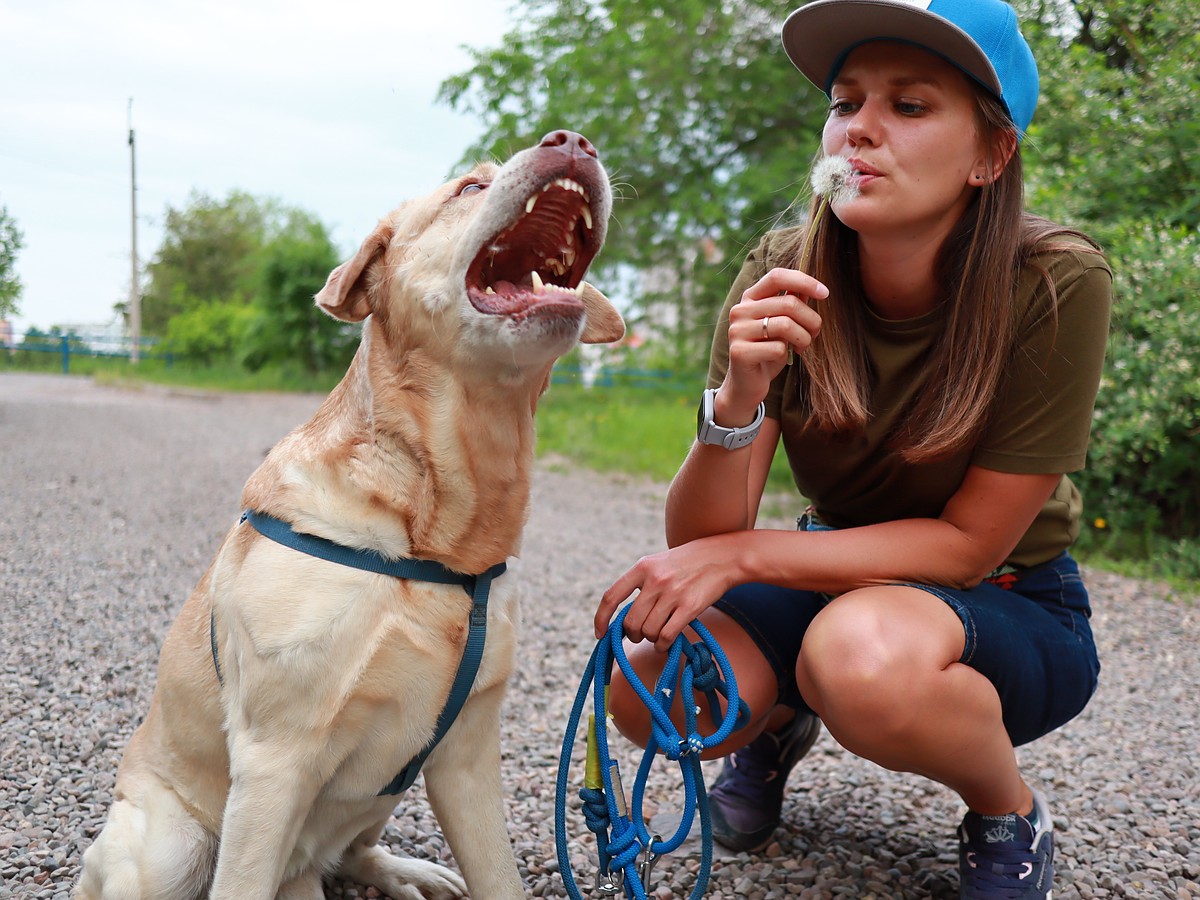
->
[593,1,1112,897]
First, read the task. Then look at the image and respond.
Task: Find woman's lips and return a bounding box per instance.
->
[848,158,883,186]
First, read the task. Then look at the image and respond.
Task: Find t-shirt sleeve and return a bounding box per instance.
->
[972,248,1113,474]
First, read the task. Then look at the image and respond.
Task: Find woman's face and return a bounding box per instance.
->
[821,41,990,241]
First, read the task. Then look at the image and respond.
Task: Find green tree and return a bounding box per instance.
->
[439,0,830,363]
[1017,0,1200,227]
[140,191,279,336]
[0,203,24,319]
[239,212,356,375]
[443,0,1200,364]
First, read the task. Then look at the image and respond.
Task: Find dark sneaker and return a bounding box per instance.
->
[708,711,821,852]
[958,790,1054,899]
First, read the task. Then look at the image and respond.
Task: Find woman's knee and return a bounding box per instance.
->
[797,586,964,724]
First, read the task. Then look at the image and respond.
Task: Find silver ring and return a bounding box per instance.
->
[762,316,770,339]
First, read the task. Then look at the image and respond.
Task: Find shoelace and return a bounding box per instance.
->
[728,744,781,783]
[962,841,1041,898]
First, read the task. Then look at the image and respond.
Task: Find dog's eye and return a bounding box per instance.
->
[458,182,488,196]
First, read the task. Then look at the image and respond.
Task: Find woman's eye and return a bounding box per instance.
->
[829,100,856,116]
[896,101,928,116]
[458,182,488,196]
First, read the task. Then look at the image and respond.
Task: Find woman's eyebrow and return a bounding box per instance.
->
[832,74,944,91]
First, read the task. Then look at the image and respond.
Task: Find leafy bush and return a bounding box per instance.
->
[162,301,254,365]
[239,213,357,375]
[1076,222,1200,544]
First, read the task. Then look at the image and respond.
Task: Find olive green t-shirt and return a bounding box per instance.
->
[708,227,1113,568]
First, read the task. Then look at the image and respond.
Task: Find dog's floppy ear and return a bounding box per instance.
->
[315,221,393,323]
[578,282,625,344]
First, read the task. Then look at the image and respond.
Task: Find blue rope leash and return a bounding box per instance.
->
[555,605,750,898]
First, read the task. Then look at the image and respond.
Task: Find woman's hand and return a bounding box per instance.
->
[594,536,744,651]
[719,267,829,418]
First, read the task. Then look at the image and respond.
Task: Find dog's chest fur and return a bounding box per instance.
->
[208,537,520,871]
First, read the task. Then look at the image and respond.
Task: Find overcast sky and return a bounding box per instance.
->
[1,0,516,334]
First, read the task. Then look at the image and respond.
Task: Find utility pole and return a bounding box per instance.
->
[128,98,141,364]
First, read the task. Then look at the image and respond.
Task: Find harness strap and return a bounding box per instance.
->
[377,564,496,795]
[241,510,492,587]
[210,510,506,798]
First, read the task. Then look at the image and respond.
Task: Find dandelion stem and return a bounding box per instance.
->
[786,157,857,366]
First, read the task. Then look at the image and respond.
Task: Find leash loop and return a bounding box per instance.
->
[555,604,749,899]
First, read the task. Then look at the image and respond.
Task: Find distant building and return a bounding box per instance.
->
[0,318,12,349]
[54,316,131,354]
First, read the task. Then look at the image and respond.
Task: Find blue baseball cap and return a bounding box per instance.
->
[781,0,1040,137]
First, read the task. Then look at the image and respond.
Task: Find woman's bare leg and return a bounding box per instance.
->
[795,585,1033,816]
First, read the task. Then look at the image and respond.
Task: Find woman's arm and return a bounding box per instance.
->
[597,465,1060,650]
[664,417,781,547]
[666,263,828,545]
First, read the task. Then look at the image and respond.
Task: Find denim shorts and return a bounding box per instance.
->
[711,523,1100,747]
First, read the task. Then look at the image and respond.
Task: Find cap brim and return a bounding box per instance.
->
[782,0,1002,98]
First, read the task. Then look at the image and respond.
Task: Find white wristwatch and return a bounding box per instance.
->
[696,388,765,450]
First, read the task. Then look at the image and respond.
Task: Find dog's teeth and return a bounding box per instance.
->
[485,286,496,295]
[581,207,593,230]
[526,195,538,214]
[551,178,586,196]
[530,270,545,292]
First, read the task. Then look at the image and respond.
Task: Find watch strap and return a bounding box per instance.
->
[697,388,765,450]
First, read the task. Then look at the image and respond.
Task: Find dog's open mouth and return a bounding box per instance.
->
[465,178,599,318]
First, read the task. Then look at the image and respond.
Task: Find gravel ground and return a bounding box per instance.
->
[2,371,1197,900]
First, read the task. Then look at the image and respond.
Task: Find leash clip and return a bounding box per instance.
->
[639,834,662,891]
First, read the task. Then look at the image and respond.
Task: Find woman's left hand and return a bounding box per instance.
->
[594,536,742,651]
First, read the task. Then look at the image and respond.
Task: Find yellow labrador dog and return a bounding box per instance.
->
[76,130,623,900]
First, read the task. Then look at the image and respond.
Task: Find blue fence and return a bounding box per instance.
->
[3,331,697,389]
[551,363,698,392]
[2,331,170,374]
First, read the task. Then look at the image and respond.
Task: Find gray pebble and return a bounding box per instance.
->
[2,373,1197,899]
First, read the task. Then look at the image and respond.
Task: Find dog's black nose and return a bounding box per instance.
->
[539,130,598,160]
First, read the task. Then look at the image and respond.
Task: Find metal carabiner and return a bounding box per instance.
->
[639,834,662,892]
[595,866,623,896]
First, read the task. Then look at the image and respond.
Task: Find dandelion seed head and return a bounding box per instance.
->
[811,156,859,205]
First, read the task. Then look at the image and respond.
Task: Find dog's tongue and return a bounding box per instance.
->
[471,281,525,314]
[469,278,585,319]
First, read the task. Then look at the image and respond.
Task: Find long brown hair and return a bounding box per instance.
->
[788,90,1102,463]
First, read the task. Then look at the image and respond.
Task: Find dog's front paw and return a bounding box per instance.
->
[338,845,468,900]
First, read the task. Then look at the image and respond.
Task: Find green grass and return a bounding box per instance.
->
[1072,529,1200,598]
[4,357,1194,596]
[93,360,342,395]
[537,380,797,492]
[1,352,341,394]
